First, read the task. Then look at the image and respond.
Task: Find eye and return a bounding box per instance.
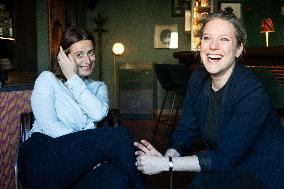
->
[220,37,230,41]
[75,52,85,57]
[87,49,95,56]
[202,36,210,41]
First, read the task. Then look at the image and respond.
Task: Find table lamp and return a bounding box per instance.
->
[260,18,274,47]
[112,42,125,109]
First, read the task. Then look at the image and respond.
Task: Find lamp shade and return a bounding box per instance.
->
[112,43,125,55]
[260,18,275,33]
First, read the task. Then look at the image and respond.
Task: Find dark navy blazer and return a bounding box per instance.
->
[170,63,284,189]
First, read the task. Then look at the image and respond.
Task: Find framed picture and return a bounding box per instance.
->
[154,24,177,48]
[172,0,191,17]
[219,2,241,19]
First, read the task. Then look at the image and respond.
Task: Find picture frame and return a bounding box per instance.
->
[172,0,191,17]
[219,2,242,19]
[154,24,178,48]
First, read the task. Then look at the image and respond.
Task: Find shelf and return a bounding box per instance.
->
[0,36,15,40]
[194,6,210,13]
[191,0,212,50]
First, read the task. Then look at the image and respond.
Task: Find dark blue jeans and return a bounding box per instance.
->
[19,127,148,189]
[188,167,267,189]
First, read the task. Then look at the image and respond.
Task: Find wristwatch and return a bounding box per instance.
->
[168,156,174,172]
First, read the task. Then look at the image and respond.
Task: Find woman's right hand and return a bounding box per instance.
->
[134,139,162,157]
[57,46,77,80]
[136,155,168,175]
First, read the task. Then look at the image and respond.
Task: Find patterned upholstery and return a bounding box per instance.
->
[0,90,32,189]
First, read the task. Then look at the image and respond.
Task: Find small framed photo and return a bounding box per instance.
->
[172,0,191,17]
[154,24,177,48]
[219,2,242,19]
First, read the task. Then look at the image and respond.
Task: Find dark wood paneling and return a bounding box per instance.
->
[173,46,284,86]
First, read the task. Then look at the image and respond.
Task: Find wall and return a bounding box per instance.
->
[36,0,49,73]
[33,0,284,111]
[87,0,191,109]
[88,0,284,110]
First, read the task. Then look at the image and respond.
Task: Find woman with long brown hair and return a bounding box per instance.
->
[19,27,148,189]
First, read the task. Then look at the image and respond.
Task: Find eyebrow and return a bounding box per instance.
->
[73,48,94,53]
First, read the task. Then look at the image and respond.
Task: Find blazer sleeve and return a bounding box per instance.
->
[169,67,207,155]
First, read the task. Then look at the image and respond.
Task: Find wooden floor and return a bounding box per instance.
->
[122,118,194,189]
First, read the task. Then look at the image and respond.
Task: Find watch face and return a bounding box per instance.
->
[169,161,174,168]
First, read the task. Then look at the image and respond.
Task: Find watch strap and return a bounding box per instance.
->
[168,156,173,172]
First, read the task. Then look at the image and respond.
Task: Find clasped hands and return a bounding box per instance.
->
[134,140,168,175]
[57,46,77,80]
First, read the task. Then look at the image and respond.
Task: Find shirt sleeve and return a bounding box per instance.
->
[31,72,74,138]
[65,74,109,122]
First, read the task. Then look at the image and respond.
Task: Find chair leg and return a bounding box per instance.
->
[152,90,169,141]
[169,93,184,134]
[165,91,178,138]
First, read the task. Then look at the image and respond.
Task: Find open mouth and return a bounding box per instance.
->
[77,65,93,71]
[78,65,90,68]
[208,54,223,62]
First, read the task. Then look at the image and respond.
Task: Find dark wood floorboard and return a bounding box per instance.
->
[122,118,194,189]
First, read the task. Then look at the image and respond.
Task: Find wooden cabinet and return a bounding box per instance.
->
[0,0,37,85]
[119,62,157,119]
[0,0,86,86]
[0,1,16,75]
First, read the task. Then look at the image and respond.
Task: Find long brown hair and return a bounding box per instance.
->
[51,27,96,81]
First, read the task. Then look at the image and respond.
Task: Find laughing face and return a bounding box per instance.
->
[69,40,95,79]
[200,18,243,80]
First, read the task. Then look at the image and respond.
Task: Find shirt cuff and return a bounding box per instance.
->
[65,75,86,96]
[65,74,83,88]
[168,142,186,156]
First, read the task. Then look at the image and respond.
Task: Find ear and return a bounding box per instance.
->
[236,43,244,58]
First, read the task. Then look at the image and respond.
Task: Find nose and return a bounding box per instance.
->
[209,39,219,50]
[83,55,95,64]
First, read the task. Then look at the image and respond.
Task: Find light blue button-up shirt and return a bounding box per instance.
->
[29,71,109,138]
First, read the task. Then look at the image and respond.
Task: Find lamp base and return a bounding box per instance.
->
[265,32,269,47]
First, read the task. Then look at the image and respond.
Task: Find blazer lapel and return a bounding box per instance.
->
[197,77,211,129]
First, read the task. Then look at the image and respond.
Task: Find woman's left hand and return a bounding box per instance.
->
[134,139,163,157]
[136,155,168,175]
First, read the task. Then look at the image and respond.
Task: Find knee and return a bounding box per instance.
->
[113,127,133,143]
[98,163,129,188]
[112,169,128,188]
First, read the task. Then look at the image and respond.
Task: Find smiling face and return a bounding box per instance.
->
[69,40,95,79]
[200,18,243,80]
